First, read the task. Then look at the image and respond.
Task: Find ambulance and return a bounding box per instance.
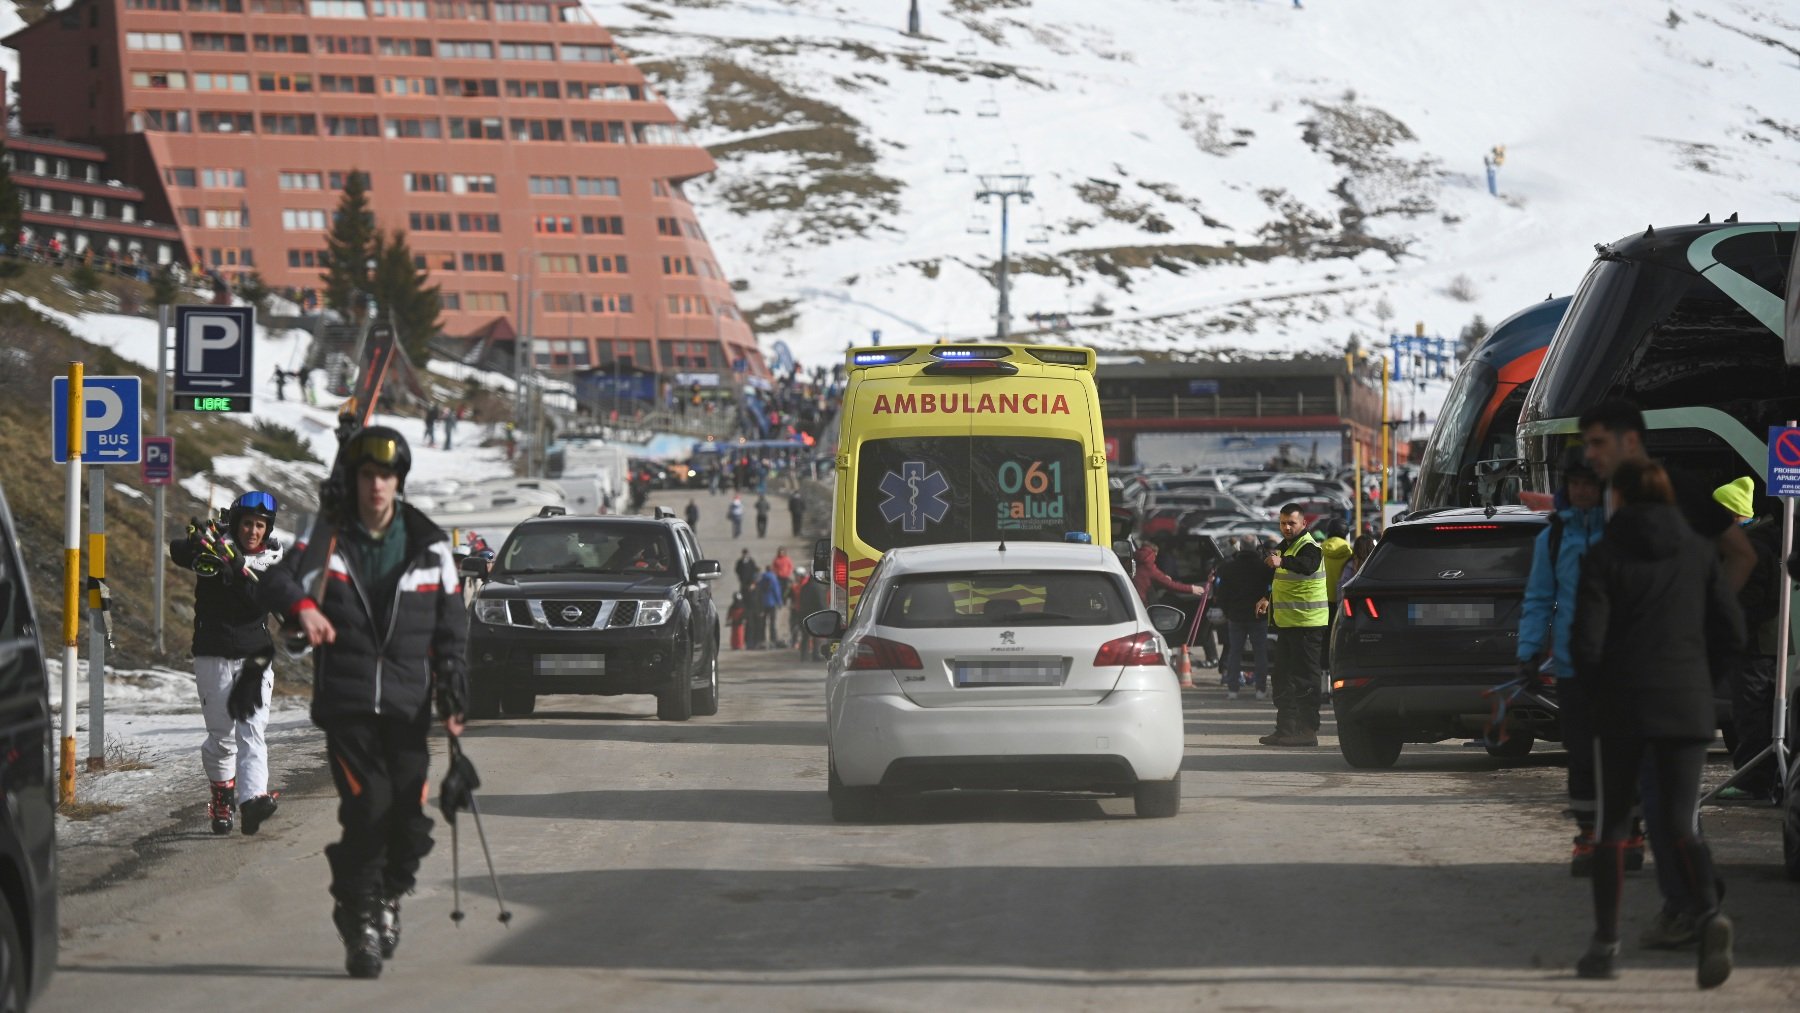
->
[817,344,1111,616]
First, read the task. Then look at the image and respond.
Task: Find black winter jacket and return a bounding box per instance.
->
[169,536,282,658]
[1570,503,1745,740]
[259,502,468,725]
[1215,550,1272,624]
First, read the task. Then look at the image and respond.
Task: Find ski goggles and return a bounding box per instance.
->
[346,433,403,467]
[234,491,278,513]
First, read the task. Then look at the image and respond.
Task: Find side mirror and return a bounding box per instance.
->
[811,537,832,580]
[458,556,490,578]
[802,609,846,640]
[1147,603,1186,634]
[1112,539,1136,573]
[692,559,723,581]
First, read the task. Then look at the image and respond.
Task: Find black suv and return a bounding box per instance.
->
[465,507,723,721]
[1329,507,1551,768]
[0,482,56,1005]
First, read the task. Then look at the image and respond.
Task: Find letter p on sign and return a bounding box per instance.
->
[186,318,239,374]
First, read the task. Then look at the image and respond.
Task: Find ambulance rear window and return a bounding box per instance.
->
[855,436,1087,551]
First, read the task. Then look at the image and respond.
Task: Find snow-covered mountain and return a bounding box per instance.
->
[587,0,1800,366]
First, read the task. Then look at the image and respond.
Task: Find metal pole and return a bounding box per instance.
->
[1379,358,1390,524]
[87,465,105,770]
[997,194,1012,341]
[1353,443,1363,533]
[61,361,84,807]
[154,304,168,653]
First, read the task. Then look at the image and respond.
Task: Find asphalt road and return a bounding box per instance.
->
[38,487,1800,1010]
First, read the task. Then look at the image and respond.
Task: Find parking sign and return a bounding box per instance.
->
[174,305,255,411]
[143,436,175,485]
[52,375,142,464]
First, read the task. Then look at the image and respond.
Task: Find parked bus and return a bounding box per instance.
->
[1410,295,1569,512]
[817,343,1110,615]
[1517,220,1796,495]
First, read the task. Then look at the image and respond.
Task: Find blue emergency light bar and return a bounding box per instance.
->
[852,350,911,366]
[932,346,1009,359]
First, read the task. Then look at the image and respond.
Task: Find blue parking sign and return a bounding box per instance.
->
[52,375,142,464]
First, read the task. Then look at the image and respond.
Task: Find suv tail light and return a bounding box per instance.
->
[1094,631,1166,667]
[833,547,849,589]
[842,635,922,671]
[1362,597,1380,619]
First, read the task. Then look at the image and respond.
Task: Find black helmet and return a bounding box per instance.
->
[340,425,412,489]
[227,489,278,530]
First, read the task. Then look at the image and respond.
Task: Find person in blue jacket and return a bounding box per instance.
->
[1517,451,1612,874]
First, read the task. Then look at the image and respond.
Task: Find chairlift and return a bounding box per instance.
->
[924,83,950,116]
[977,86,1000,118]
[1003,143,1023,171]
[1026,222,1051,245]
[956,35,978,59]
[945,149,968,175]
[966,212,991,236]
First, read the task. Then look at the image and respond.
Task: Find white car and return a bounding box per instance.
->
[806,541,1188,821]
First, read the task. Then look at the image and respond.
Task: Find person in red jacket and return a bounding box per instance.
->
[1132,542,1198,605]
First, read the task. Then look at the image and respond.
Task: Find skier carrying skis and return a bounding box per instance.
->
[260,426,469,979]
[167,490,286,836]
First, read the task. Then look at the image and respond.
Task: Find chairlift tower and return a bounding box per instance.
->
[975,173,1033,341]
[1388,331,1450,382]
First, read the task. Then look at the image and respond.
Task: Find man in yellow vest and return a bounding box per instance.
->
[1256,504,1328,746]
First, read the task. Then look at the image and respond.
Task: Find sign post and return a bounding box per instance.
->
[154,305,169,653]
[1707,424,1800,802]
[59,364,83,807]
[87,465,106,770]
[173,305,255,413]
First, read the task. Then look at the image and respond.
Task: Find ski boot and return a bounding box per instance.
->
[208,779,237,835]
[377,892,403,958]
[240,792,280,836]
[333,898,384,979]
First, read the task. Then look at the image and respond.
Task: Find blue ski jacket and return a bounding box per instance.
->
[1516,505,1605,677]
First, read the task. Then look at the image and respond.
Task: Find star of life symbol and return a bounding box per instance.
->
[879,461,951,533]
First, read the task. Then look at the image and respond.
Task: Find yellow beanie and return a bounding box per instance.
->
[1712,477,1755,519]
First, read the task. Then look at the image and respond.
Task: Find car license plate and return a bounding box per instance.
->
[954,659,1064,687]
[1407,602,1495,626]
[535,653,606,675]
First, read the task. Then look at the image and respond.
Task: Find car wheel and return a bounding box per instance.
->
[1484,732,1534,760]
[0,889,25,1012]
[828,758,881,822]
[690,638,720,717]
[1133,773,1181,818]
[1337,717,1403,769]
[500,689,536,717]
[656,668,693,722]
[468,674,501,720]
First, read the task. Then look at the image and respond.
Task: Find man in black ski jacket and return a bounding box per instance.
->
[260,426,467,980]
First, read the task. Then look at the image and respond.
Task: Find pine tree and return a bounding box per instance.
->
[0,135,23,261]
[371,229,442,365]
[320,169,376,318]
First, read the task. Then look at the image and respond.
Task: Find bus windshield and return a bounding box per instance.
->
[855,436,1088,551]
[1412,359,1495,510]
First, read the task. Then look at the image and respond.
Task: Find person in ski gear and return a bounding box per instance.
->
[1130,542,1197,605]
[1216,537,1273,700]
[754,563,786,649]
[684,499,700,529]
[754,493,771,538]
[260,426,468,980]
[168,490,286,836]
[1569,459,1743,986]
[788,490,806,537]
[734,548,760,595]
[1517,450,1607,874]
[1258,506,1327,747]
[727,494,745,539]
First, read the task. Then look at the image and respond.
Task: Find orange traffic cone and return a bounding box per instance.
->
[1176,645,1195,689]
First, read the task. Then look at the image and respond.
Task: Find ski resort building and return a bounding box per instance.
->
[3,0,764,377]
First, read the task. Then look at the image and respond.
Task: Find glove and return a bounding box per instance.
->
[226,652,273,722]
[434,673,467,721]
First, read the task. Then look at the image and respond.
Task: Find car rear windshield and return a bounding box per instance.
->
[878,570,1133,628]
[1358,524,1540,582]
[498,525,676,574]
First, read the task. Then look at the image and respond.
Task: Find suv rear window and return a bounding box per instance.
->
[1359,524,1541,582]
[498,524,676,574]
[879,570,1133,628]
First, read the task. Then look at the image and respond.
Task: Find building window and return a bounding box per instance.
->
[190,33,249,52]
[528,175,571,196]
[320,74,376,93]
[567,82,641,101]
[576,176,620,197]
[382,76,438,96]
[258,73,316,93]
[532,216,574,235]
[462,292,507,312]
[535,253,579,273]
[287,249,327,268]
[281,209,329,230]
[446,117,503,140]
[137,109,194,133]
[403,172,448,192]
[385,117,442,138]
[504,79,560,99]
[439,40,493,59]
[199,112,256,133]
[494,2,550,22]
[460,254,504,273]
[204,208,249,229]
[633,122,685,146]
[450,173,496,193]
[444,77,498,98]
[279,171,324,190]
[433,0,489,19]
[541,292,583,313]
[179,208,200,225]
[201,168,247,188]
[655,216,681,237]
[253,33,311,52]
[561,44,615,63]
[126,32,184,51]
[507,118,564,142]
[188,0,246,10]
[408,212,453,232]
[499,42,554,61]
[591,294,635,314]
[325,115,380,136]
[193,72,251,92]
[661,255,695,276]
[165,167,198,187]
[130,70,189,90]
[377,36,433,56]
[330,170,372,189]
[370,0,427,16]
[441,292,462,310]
[69,197,85,218]
[580,215,624,235]
[314,35,373,54]
[570,120,624,143]
[128,0,184,9]
[251,0,307,12]
[261,113,319,135]
[457,213,501,233]
[585,254,628,274]
[307,0,367,16]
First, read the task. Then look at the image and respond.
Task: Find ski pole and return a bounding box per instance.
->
[466,794,513,926]
[449,820,464,925]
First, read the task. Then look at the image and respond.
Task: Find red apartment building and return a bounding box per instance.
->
[3,131,186,266]
[4,0,763,377]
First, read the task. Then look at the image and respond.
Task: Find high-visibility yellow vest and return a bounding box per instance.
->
[1271,534,1329,628]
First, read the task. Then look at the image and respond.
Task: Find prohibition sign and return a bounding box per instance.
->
[1775,429,1800,468]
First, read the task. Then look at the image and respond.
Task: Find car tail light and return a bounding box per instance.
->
[1363,597,1380,619]
[1094,631,1166,667]
[1342,599,1355,618]
[842,635,922,671]
[1332,677,1374,691]
[1434,524,1499,531]
[833,547,849,589]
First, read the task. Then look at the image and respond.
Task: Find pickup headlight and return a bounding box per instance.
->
[634,600,675,626]
[473,599,513,626]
